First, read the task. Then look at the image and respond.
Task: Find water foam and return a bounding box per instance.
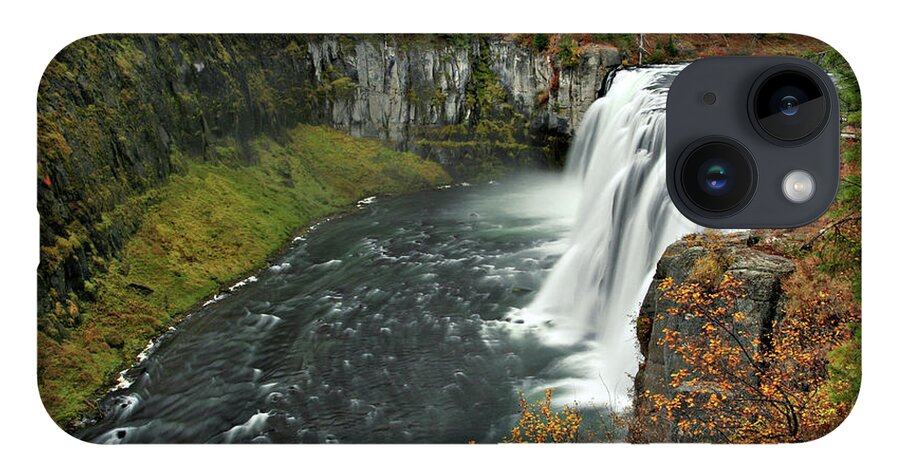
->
[517,65,700,408]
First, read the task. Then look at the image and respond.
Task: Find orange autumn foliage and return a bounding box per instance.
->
[643,274,857,443]
[506,388,582,443]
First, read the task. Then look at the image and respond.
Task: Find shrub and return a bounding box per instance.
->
[557,35,581,69]
[532,33,550,53]
[642,273,858,442]
[506,389,582,443]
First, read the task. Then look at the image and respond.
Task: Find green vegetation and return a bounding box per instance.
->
[828,324,862,405]
[809,50,861,407]
[307,65,358,107]
[531,33,549,53]
[38,125,450,426]
[38,35,322,335]
[814,48,861,127]
[557,35,582,69]
[465,39,512,121]
[39,33,860,434]
[403,37,547,179]
[37,35,562,429]
[436,34,472,51]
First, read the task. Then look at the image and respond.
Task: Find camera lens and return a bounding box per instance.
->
[752,68,828,142]
[700,160,731,195]
[780,95,799,116]
[678,140,756,215]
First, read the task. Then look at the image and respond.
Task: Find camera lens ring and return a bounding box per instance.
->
[674,137,757,218]
[748,64,831,146]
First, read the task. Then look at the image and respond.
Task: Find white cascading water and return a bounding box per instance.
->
[518,65,700,408]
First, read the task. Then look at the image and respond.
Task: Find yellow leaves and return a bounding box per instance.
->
[670,369,689,388]
[658,277,674,291]
[640,270,855,443]
[659,328,683,349]
[505,388,582,443]
[704,393,724,409]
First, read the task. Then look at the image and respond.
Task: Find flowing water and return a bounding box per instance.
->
[78,65,698,444]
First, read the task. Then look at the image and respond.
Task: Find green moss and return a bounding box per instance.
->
[283,40,304,59]
[827,324,861,406]
[307,65,358,107]
[38,124,450,427]
[430,87,447,110]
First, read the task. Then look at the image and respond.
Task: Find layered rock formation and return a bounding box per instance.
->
[632,233,795,442]
[306,36,619,144]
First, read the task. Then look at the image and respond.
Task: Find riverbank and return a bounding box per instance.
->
[38,124,450,427]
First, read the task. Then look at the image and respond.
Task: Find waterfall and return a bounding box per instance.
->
[519,65,700,407]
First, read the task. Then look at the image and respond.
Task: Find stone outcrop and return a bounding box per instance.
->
[632,233,795,442]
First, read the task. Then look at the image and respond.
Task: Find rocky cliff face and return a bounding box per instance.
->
[489,42,620,133]
[305,36,619,145]
[38,34,620,337]
[303,36,619,177]
[306,37,472,142]
[632,233,795,442]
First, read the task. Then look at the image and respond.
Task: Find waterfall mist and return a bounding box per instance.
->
[515,65,700,408]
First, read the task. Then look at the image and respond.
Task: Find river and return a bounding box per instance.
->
[78,65,697,444]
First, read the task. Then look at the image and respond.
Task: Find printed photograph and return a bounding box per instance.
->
[37,34,860,443]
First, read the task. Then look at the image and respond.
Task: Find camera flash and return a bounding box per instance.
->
[782,170,816,203]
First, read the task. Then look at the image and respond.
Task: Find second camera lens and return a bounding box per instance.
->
[752,67,829,143]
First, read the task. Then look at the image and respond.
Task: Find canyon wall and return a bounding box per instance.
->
[38,34,620,338]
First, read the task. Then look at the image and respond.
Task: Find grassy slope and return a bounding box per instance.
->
[38,124,450,426]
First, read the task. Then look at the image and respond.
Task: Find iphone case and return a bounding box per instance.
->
[37,34,861,443]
